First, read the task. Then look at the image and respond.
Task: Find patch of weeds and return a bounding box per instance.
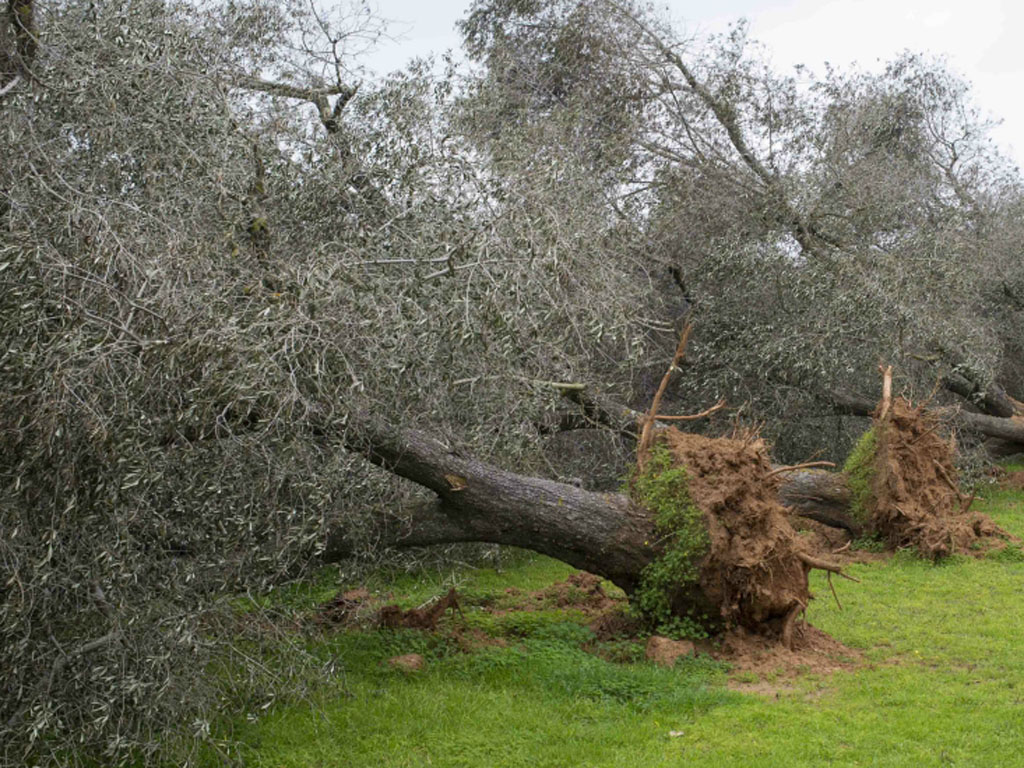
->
[732,670,759,685]
[850,533,886,553]
[843,427,877,524]
[654,613,712,641]
[591,639,647,665]
[986,544,1024,563]
[629,446,710,637]
[462,609,587,639]
[320,628,460,672]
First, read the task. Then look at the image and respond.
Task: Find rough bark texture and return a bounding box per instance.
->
[777,470,860,534]
[332,413,656,593]
[830,389,1024,446]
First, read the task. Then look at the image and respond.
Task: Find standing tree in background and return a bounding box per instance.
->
[458,0,1024,458]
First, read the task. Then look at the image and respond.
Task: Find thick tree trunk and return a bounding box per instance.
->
[330,413,657,593]
[777,470,859,534]
[327,414,862,593]
[942,372,1020,419]
[830,389,1024,447]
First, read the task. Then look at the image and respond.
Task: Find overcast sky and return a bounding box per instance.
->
[361,0,1024,169]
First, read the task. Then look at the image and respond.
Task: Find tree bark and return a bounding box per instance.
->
[326,412,868,595]
[830,389,1024,447]
[941,372,1020,419]
[777,470,860,534]
[332,413,657,593]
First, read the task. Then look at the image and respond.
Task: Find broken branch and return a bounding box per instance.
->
[655,399,727,422]
[796,551,861,583]
[637,324,692,468]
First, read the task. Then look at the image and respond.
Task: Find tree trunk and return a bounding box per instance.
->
[830,389,1024,447]
[777,470,860,534]
[330,413,656,593]
[942,372,1019,419]
[329,415,856,602]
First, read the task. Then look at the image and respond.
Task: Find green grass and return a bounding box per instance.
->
[210,480,1024,768]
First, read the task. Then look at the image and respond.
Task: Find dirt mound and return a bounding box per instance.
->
[872,399,1005,558]
[656,428,828,645]
[316,587,375,626]
[706,624,863,691]
[999,469,1024,491]
[531,572,617,613]
[588,605,644,641]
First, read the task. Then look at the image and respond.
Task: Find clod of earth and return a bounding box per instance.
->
[645,636,695,667]
[386,654,425,672]
[377,587,463,630]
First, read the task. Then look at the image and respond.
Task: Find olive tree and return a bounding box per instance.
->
[458,0,1024,460]
[0,0,675,763]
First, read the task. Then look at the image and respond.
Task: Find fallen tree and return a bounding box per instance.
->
[329,367,1014,590]
[327,410,855,646]
[830,389,1024,448]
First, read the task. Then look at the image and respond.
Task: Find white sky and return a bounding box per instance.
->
[362,1,1024,169]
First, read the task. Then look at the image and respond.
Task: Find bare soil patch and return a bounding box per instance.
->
[706,624,864,694]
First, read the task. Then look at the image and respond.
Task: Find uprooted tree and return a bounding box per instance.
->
[326,366,1007,649]
[328,407,856,651]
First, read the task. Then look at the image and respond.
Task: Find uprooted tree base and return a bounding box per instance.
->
[328,412,852,649]
[632,428,830,647]
[854,398,1008,559]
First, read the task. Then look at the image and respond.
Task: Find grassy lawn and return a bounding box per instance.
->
[216,477,1024,768]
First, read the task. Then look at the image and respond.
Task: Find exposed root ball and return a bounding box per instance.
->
[654,429,817,638]
[872,399,1004,558]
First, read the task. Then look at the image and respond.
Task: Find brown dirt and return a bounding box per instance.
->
[705,624,864,692]
[316,587,377,626]
[791,519,889,566]
[645,636,695,667]
[529,572,618,613]
[657,428,830,644]
[588,605,645,641]
[999,470,1024,491]
[871,399,1008,558]
[386,653,425,672]
[377,587,463,630]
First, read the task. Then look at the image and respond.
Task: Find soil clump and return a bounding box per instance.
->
[652,428,840,645]
[377,587,463,630]
[871,399,1007,558]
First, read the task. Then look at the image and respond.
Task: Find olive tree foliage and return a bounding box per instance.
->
[0,0,666,764]
[458,0,1024,459]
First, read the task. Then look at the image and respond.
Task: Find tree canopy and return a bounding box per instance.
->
[2,0,1023,764]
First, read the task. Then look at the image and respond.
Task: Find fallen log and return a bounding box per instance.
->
[830,389,1024,447]
[328,412,852,642]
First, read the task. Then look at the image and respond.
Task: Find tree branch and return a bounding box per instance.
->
[234,75,358,133]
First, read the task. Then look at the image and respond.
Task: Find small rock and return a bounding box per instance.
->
[668,730,685,738]
[387,653,425,672]
[645,636,695,667]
